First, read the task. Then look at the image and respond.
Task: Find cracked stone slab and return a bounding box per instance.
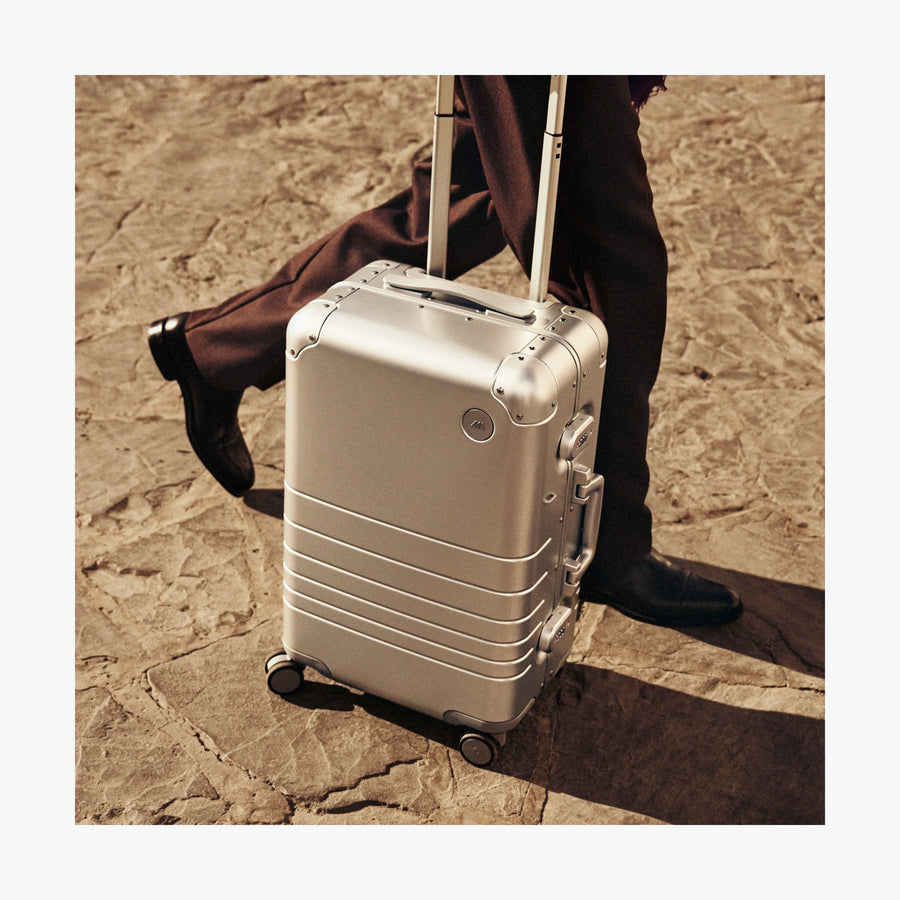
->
[76,686,222,824]
[147,620,436,806]
[136,592,822,825]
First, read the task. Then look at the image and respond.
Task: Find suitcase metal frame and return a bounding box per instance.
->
[265,76,608,767]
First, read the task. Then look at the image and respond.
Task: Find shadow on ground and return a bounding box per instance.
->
[244,488,284,519]
[274,659,822,824]
[667,558,824,673]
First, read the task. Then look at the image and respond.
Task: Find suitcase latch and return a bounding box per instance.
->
[538,605,574,653]
[559,412,595,461]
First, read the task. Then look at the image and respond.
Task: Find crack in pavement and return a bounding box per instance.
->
[84,199,144,267]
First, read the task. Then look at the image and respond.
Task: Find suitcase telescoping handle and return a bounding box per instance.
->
[529,76,567,304]
[425,75,568,305]
[425,74,456,281]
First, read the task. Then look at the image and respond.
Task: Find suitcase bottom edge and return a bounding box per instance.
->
[280,629,543,734]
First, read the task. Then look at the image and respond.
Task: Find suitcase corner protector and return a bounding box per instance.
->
[442,701,534,735]
[286,299,339,357]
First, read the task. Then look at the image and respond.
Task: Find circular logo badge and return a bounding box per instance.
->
[461,408,494,442]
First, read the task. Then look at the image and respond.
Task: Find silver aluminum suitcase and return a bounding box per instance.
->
[265,77,608,767]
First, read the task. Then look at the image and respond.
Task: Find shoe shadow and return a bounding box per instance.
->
[665,558,824,673]
[243,487,283,519]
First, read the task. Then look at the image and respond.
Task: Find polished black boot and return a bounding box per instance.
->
[148,313,255,497]
[582,549,742,627]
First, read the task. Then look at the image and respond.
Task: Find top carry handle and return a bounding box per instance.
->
[424,75,568,305]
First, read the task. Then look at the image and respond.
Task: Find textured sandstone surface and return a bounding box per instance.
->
[75,75,824,825]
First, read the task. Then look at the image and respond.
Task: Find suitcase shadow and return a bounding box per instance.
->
[277,659,824,824]
[275,675,492,738]
[505,664,824,824]
[513,564,823,823]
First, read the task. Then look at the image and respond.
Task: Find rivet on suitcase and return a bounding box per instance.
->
[265,76,608,768]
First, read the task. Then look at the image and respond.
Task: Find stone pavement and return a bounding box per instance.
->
[75,75,824,825]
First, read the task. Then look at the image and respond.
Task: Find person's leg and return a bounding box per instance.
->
[457,75,663,562]
[457,75,740,625]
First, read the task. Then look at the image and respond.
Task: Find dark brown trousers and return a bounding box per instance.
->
[185,76,668,562]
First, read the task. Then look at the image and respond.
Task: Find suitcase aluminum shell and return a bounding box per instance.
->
[281,259,607,734]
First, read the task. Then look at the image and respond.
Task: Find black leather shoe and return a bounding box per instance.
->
[148,313,254,497]
[582,549,742,627]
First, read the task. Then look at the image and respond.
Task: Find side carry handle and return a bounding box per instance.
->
[562,464,604,598]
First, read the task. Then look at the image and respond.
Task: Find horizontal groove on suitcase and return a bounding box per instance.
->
[282,533,552,633]
[283,595,540,680]
[284,544,548,636]
[284,485,552,594]
[284,502,552,600]
[283,566,547,662]
[282,536,549,619]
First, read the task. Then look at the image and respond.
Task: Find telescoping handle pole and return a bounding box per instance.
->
[426,75,455,278]
[425,75,567,297]
[529,75,567,303]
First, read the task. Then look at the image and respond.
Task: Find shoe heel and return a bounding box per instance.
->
[147,318,179,381]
